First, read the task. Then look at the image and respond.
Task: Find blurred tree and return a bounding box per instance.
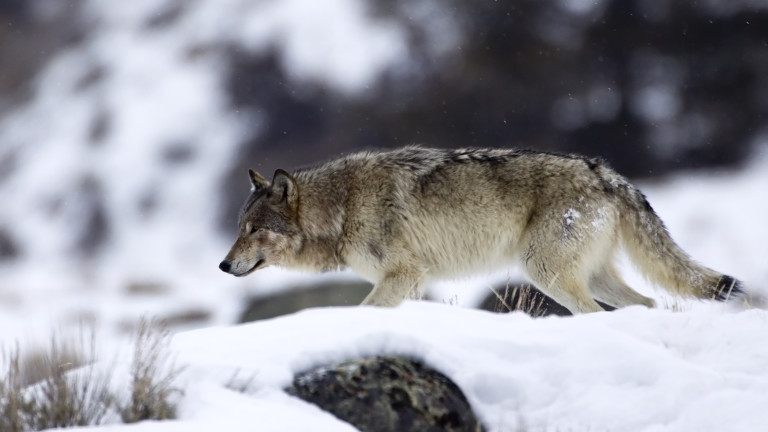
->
[221,0,767,227]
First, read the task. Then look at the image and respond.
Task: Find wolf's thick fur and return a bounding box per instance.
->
[219,146,743,313]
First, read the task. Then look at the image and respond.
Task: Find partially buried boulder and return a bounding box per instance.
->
[286,355,484,432]
[238,279,371,322]
[476,281,615,316]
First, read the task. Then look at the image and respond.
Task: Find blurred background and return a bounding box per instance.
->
[1,0,766,344]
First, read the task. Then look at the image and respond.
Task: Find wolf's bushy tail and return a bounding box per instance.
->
[609,174,743,302]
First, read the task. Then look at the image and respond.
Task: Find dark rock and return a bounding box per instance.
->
[88,108,112,145]
[0,150,17,183]
[477,282,572,316]
[477,281,615,316]
[144,2,188,31]
[287,356,484,432]
[237,279,371,323]
[75,63,108,93]
[125,282,170,295]
[0,227,19,261]
[160,308,211,327]
[162,142,196,165]
[76,175,109,257]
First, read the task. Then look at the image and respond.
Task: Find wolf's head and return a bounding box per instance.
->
[219,169,301,277]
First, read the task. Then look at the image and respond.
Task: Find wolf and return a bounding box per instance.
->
[219,146,743,313]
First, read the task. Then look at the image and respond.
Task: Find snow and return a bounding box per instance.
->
[563,208,581,226]
[60,302,768,432]
[0,0,431,345]
[631,84,682,123]
[592,207,609,231]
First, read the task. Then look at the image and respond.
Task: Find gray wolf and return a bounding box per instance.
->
[219,146,743,313]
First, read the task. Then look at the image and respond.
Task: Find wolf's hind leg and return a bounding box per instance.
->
[523,255,605,313]
[589,264,656,309]
[543,274,605,314]
[361,268,424,307]
[520,222,606,313]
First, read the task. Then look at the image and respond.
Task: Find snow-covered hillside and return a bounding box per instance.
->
[65,302,768,432]
[0,0,449,342]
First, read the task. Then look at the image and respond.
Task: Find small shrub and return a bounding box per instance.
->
[120,318,184,423]
[0,333,114,431]
[0,346,31,432]
[0,318,185,430]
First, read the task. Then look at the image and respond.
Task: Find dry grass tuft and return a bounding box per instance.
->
[490,283,549,317]
[0,318,185,430]
[120,318,184,423]
[225,369,259,394]
[0,333,114,431]
[661,297,689,313]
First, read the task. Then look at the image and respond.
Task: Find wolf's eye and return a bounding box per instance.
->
[250,226,258,234]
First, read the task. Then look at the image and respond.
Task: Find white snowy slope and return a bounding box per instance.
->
[66,301,768,432]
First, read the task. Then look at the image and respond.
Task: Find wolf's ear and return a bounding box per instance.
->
[270,169,297,207]
[249,169,270,192]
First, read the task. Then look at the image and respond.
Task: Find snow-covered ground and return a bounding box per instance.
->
[67,302,768,432]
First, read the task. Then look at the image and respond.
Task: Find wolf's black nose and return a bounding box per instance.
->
[219,260,232,273]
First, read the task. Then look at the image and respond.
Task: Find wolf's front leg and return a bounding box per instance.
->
[361,269,424,307]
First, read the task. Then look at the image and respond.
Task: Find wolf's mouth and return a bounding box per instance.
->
[236,258,265,277]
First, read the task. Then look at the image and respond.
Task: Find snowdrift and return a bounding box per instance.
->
[66,301,768,432]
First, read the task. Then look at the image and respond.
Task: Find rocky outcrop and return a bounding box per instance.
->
[476,282,573,316]
[477,281,615,316]
[287,356,484,432]
[238,279,371,323]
